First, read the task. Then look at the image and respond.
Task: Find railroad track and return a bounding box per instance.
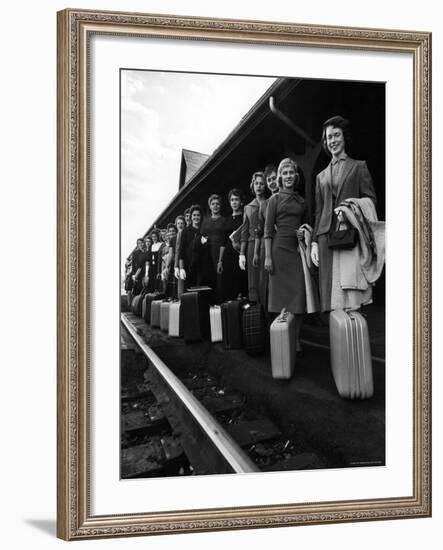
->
[121,312,323,478]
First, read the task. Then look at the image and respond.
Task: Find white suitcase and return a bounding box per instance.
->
[210,305,223,343]
[270,310,296,379]
[329,309,374,399]
[168,301,181,337]
[160,301,170,332]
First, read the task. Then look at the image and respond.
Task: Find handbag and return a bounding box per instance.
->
[328,214,357,250]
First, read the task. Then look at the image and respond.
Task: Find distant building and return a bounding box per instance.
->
[179,149,210,190]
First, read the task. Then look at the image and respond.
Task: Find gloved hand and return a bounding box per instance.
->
[174,267,180,279]
[179,268,187,280]
[311,242,319,267]
[334,207,346,223]
[239,254,246,271]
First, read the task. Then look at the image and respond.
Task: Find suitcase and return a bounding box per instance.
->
[270,310,296,379]
[160,301,171,332]
[141,294,150,321]
[168,301,181,337]
[242,303,266,354]
[177,278,185,299]
[142,292,166,323]
[120,294,130,313]
[210,306,223,343]
[131,293,145,317]
[329,309,374,399]
[221,300,244,349]
[150,299,164,328]
[181,288,212,343]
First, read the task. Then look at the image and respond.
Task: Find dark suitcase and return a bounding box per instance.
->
[242,303,266,354]
[121,294,130,313]
[131,293,145,317]
[221,300,245,350]
[329,309,374,399]
[142,292,166,323]
[181,287,212,343]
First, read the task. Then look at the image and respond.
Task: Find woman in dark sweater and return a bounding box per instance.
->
[222,188,248,300]
[178,204,206,290]
[200,194,226,303]
[147,229,164,292]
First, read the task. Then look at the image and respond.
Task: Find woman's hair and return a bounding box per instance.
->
[263,164,277,181]
[321,115,351,156]
[249,171,264,193]
[175,215,186,226]
[277,157,300,189]
[189,204,202,216]
[228,188,244,203]
[207,194,222,208]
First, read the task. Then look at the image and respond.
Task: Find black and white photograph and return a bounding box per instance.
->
[120,70,386,479]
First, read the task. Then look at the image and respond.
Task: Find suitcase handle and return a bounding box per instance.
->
[276,308,288,322]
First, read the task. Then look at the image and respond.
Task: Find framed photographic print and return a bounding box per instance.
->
[57,8,431,540]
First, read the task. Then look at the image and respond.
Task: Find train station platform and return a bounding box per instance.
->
[124,304,385,471]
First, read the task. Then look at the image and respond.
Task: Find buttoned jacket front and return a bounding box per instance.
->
[312,156,376,241]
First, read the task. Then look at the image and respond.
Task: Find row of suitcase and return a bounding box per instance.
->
[130,288,374,398]
[132,288,267,353]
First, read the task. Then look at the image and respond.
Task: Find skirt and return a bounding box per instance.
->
[268,234,306,314]
[246,240,260,303]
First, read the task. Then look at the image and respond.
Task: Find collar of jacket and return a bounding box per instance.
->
[326,155,355,200]
[330,152,348,165]
[247,197,263,208]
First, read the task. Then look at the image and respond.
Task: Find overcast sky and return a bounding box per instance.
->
[121,70,275,269]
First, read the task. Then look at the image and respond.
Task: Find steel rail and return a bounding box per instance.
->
[121,313,259,474]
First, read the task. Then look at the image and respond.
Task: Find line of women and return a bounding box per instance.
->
[127,115,382,352]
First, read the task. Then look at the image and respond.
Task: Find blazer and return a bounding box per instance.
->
[240,199,261,243]
[312,157,376,242]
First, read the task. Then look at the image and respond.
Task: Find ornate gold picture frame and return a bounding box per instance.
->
[57,8,431,540]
